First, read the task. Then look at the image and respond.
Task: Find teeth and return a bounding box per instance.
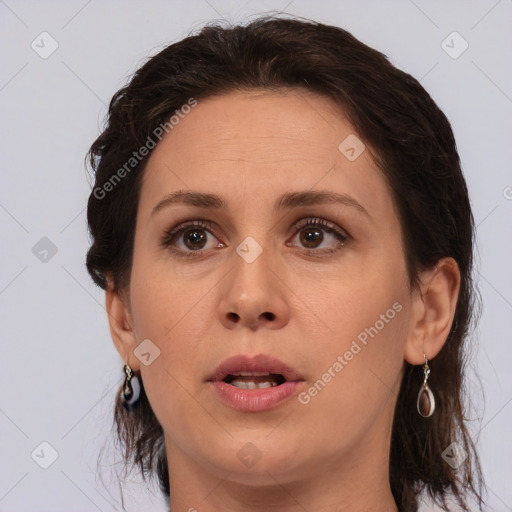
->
[238,371,270,377]
[230,379,277,389]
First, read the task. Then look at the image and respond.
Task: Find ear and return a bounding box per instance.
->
[404,257,461,365]
[105,278,140,372]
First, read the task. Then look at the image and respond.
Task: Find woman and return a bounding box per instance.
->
[86,16,484,512]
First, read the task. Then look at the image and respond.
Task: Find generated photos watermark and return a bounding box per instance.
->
[298,301,403,405]
[93,97,198,200]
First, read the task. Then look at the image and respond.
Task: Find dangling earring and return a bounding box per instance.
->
[121,363,141,412]
[416,354,435,418]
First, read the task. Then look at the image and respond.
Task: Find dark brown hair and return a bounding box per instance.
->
[86,15,484,511]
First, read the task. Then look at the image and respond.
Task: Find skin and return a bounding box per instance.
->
[106,89,460,512]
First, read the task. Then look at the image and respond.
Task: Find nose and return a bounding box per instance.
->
[218,247,290,331]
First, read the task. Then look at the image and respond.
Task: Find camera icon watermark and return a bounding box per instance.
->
[236,236,263,264]
[441,31,469,60]
[441,441,468,469]
[32,237,58,263]
[237,442,262,468]
[31,441,59,469]
[31,31,59,59]
[338,134,366,162]
[134,338,161,366]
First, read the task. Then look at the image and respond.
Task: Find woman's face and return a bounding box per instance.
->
[115,89,420,487]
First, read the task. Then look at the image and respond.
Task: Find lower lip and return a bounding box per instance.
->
[209,381,303,412]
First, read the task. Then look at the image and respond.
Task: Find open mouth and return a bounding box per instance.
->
[208,355,304,411]
[222,371,287,389]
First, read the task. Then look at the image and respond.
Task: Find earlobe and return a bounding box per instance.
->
[105,279,140,371]
[404,257,461,365]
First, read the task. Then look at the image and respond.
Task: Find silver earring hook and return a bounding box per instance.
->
[422,354,430,385]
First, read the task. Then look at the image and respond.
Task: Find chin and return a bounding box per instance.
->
[200,436,305,481]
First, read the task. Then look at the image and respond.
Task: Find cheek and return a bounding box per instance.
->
[129,247,210,340]
[127,251,222,388]
[309,284,407,388]
[296,249,409,418]
[127,268,217,441]
[295,295,408,457]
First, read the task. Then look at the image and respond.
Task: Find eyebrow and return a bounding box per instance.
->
[151,190,372,220]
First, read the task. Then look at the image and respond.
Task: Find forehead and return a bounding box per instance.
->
[139,89,394,220]
[155,89,350,160]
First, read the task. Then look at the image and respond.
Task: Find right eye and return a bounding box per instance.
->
[161,220,225,257]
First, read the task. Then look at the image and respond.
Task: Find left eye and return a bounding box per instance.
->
[287,219,348,253]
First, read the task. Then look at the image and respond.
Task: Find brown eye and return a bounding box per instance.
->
[183,228,208,250]
[300,228,323,248]
[288,217,349,254]
[161,220,224,257]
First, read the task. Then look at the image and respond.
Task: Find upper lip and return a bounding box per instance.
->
[207,354,304,382]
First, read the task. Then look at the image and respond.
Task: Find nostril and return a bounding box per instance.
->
[262,312,275,321]
[227,312,240,322]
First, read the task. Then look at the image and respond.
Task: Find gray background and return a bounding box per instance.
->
[1,1,511,511]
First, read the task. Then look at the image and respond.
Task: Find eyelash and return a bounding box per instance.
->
[160,217,350,258]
